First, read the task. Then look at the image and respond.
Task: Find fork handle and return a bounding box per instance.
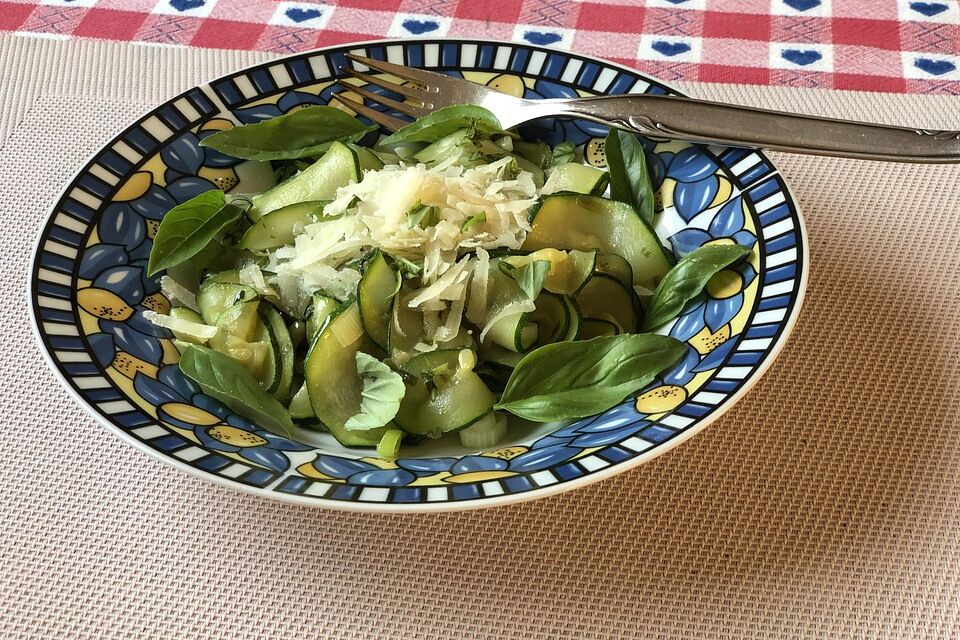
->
[552,95,960,163]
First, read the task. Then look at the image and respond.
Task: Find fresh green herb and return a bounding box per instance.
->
[605,130,656,225]
[497,157,520,181]
[147,190,247,276]
[178,344,295,437]
[642,243,752,331]
[460,212,486,231]
[272,159,313,183]
[499,259,551,300]
[343,352,406,431]
[420,363,451,393]
[382,105,503,145]
[406,201,439,229]
[394,256,423,278]
[513,140,552,169]
[551,141,576,165]
[200,106,375,161]
[495,334,686,422]
[376,428,405,459]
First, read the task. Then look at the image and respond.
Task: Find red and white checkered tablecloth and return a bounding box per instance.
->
[1,0,957,94]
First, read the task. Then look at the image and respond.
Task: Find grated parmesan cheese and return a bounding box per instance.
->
[260,157,540,346]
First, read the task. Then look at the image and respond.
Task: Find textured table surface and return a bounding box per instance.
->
[3,34,960,639]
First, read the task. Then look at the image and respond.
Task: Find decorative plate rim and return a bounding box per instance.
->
[28,37,809,513]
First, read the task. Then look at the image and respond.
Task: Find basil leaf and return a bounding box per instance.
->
[406,201,439,229]
[344,352,406,431]
[460,211,486,231]
[496,334,686,422]
[642,243,752,330]
[605,129,656,225]
[178,344,295,437]
[199,106,375,161]
[382,105,502,144]
[147,190,246,276]
[499,259,551,300]
[394,256,422,278]
[552,141,576,165]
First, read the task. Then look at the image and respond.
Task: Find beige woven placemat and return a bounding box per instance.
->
[2,34,960,639]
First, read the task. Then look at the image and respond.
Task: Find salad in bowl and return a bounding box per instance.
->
[143,103,751,458]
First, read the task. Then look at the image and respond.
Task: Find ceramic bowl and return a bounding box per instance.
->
[30,38,807,512]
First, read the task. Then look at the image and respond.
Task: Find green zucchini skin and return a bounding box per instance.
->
[357,250,399,352]
[393,350,496,437]
[250,142,360,219]
[239,200,326,251]
[304,302,387,447]
[523,194,673,292]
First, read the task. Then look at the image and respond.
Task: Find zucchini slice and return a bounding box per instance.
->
[561,295,582,341]
[261,305,294,402]
[393,350,496,437]
[480,343,525,369]
[485,310,537,354]
[239,200,326,251]
[580,318,620,339]
[249,141,360,220]
[305,293,340,344]
[576,273,640,334]
[479,257,538,353]
[388,285,424,361]
[523,194,673,291]
[542,163,610,196]
[358,250,399,351]
[528,292,570,347]
[167,307,210,344]
[214,300,261,342]
[288,383,314,420]
[414,128,474,165]
[350,143,385,172]
[595,253,634,289]
[304,301,388,447]
[196,281,257,325]
[503,248,596,296]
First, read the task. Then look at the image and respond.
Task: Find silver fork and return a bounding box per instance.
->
[333,53,960,164]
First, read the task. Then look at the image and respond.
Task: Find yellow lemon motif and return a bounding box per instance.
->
[141,292,171,314]
[160,402,221,426]
[635,385,688,413]
[709,175,733,209]
[706,269,743,299]
[689,323,731,355]
[199,118,234,133]
[77,287,135,321]
[660,178,676,210]
[486,74,524,97]
[111,351,158,379]
[113,171,153,202]
[443,470,516,484]
[484,446,528,460]
[161,338,182,365]
[359,457,400,470]
[207,425,268,448]
[585,138,607,167]
[296,461,340,481]
[198,166,239,192]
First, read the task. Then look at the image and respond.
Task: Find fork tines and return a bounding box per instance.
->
[334,53,457,132]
